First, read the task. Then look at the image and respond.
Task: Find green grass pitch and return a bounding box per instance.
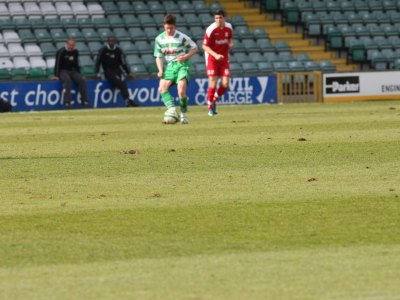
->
[0,101,399,299]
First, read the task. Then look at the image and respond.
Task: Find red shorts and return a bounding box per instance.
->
[206,58,230,77]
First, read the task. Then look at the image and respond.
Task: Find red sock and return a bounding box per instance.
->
[207,87,215,110]
[213,86,227,102]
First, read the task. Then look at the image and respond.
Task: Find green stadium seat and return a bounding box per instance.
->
[129,28,147,41]
[50,29,68,43]
[233,52,249,63]
[163,1,180,14]
[185,14,202,28]
[28,68,47,79]
[241,62,258,74]
[126,54,141,65]
[0,19,14,31]
[258,61,274,73]
[148,2,166,15]
[108,15,125,30]
[194,2,210,15]
[44,18,63,30]
[78,18,93,29]
[230,62,243,76]
[102,2,119,15]
[0,68,12,80]
[61,18,79,30]
[87,41,102,56]
[319,60,336,72]
[304,61,321,71]
[40,42,57,58]
[13,18,31,30]
[117,1,135,15]
[230,16,247,27]
[130,64,148,78]
[288,61,306,72]
[138,15,157,28]
[92,18,110,30]
[180,2,196,14]
[235,26,253,40]
[253,28,268,39]
[250,52,267,63]
[272,61,290,72]
[242,39,260,53]
[82,28,100,42]
[132,2,150,15]
[257,39,275,53]
[66,28,85,42]
[135,41,153,55]
[98,28,114,42]
[30,18,47,30]
[112,28,131,42]
[75,42,91,56]
[11,68,27,80]
[119,41,138,55]
[274,40,291,53]
[144,28,159,42]
[18,29,36,43]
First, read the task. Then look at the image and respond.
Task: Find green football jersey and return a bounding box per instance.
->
[154,30,197,63]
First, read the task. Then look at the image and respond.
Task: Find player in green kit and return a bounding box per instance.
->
[154,14,198,124]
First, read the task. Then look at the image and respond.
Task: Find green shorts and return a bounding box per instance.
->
[163,60,192,84]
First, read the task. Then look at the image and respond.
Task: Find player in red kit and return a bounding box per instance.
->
[202,10,234,116]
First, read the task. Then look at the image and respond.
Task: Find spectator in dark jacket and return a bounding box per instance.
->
[54,38,89,107]
[95,36,138,107]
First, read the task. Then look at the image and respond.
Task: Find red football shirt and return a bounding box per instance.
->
[203,22,233,65]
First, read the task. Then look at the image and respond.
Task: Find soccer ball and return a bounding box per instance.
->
[162,108,179,124]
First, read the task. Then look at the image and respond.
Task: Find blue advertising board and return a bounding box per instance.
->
[0,76,277,112]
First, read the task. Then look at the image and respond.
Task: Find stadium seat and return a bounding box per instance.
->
[102,2,119,16]
[116,1,135,15]
[119,41,138,55]
[8,3,25,18]
[257,61,274,73]
[241,62,258,74]
[230,62,243,76]
[14,18,32,31]
[50,29,68,43]
[75,42,90,55]
[132,2,150,15]
[87,3,104,18]
[130,64,148,78]
[0,45,9,58]
[40,42,57,58]
[273,61,290,72]
[23,2,41,18]
[164,2,180,14]
[98,28,114,42]
[0,3,9,18]
[82,28,100,42]
[112,28,130,42]
[18,29,36,43]
[148,2,166,15]
[24,44,42,58]
[39,2,57,18]
[319,60,336,72]
[288,61,306,72]
[55,2,73,19]
[194,2,210,14]
[87,41,102,56]
[71,2,88,18]
[66,28,84,41]
[8,43,26,58]
[135,41,153,55]
[126,54,141,66]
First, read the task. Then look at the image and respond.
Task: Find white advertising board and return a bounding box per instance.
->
[323,71,400,102]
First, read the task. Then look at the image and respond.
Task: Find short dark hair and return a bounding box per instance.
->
[164,14,176,25]
[214,9,225,17]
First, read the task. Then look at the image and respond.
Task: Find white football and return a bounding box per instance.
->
[162,109,179,124]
